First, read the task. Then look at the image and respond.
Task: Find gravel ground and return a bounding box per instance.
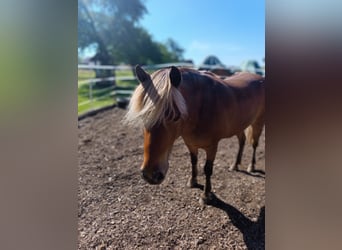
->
[78,107,265,250]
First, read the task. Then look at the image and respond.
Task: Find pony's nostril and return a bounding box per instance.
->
[141,170,146,179]
[141,169,164,184]
[153,171,164,183]
[141,170,149,180]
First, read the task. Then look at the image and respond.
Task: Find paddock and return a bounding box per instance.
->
[78,107,265,249]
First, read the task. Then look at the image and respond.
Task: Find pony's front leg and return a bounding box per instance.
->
[201,145,218,205]
[186,150,200,188]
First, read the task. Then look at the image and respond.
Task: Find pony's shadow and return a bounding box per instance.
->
[208,193,265,250]
[237,169,266,179]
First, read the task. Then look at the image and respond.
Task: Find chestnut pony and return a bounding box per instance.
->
[125,65,264,204]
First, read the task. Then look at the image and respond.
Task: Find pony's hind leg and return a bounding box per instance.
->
[229,132,246,171]
[247,140,258,173]
[246,122,264,173]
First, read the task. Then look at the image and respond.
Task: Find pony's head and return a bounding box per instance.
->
[124,65,188,184]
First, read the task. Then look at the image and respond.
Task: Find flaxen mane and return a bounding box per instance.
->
[124,68,188,129]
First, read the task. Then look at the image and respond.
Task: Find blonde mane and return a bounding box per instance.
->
[124,68,188,129]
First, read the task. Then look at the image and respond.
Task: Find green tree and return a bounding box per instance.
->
[165,38,184,62]
[78,0,185,68]
[78,0,147,85]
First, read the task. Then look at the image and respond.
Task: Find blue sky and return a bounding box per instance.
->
[140,0,265,67]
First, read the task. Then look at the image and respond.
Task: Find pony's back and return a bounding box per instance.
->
[177,69,264,141]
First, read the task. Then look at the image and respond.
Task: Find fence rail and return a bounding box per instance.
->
[78,76,136,86]
[78,62,194,70]
[78,62,195,115]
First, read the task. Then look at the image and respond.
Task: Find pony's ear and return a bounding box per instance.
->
[135,65,150,83]
[169,66,182,88]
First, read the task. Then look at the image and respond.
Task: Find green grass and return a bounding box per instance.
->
[78,70,95,85]
[78,69,138,115]
[78,98,115,114]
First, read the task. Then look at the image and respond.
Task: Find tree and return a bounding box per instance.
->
[78,0,146,63]
[78,0,185,67]
[165,38,184,62]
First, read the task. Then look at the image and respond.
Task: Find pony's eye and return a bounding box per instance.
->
[165,108,180,122]
[172,113,180,122]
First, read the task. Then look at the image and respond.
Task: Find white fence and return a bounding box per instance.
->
[78,62,195,112]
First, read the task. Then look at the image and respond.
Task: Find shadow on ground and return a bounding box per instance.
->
[209,193,265,250]
[237,169,266,179]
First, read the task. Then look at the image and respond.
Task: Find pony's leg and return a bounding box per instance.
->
[201,145,218,205]
[247,122,264,173]
[247,141,258,173]
[229,132,246,171]
[186,148,199,188]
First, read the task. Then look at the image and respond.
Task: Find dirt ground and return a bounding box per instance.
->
[78,107,265,250]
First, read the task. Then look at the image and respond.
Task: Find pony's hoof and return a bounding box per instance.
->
[229,165,238,171]
[199,193,216,206]
[247,164,255,173]
[186,178,198,188]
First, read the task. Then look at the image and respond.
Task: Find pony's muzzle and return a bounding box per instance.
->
[141,169,164,185]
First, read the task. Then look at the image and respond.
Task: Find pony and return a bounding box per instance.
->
[124,65,265,204]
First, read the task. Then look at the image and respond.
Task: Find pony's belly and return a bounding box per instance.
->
[182,120,250,148]
[182,129,236,149]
